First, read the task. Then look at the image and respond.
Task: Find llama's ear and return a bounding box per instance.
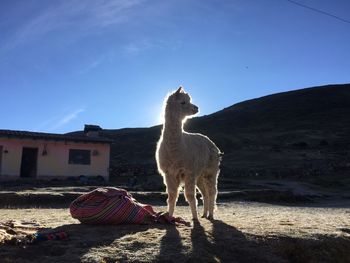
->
[175,86,184,94]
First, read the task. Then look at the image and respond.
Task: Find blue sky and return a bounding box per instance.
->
[0,0,349,133]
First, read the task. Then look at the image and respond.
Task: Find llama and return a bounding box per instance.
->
[156,87,221,220]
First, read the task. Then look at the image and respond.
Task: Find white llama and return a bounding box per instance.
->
[156,87,221,220]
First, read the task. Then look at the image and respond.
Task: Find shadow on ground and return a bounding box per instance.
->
[156,219,350,263]
[0,223,152,263]
[1,221,350,262]
[156,220,282,263]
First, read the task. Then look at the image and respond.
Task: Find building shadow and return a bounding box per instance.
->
[0,223,152,263]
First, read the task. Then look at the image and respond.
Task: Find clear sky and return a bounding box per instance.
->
[1,0,349,134]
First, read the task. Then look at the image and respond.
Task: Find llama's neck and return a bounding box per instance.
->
[162,115,183,143]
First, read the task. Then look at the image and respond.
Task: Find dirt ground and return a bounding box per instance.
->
[0,201,350,263]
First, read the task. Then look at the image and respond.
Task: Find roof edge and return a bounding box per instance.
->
[0,129,113,144]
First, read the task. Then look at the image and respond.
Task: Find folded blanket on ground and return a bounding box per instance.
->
[69,187,189,226]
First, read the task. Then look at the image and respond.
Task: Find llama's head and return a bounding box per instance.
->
[164,86,199,122]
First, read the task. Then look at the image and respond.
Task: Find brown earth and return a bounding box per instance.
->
[1,202,350,263]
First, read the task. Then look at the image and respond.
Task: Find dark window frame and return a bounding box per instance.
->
[68,149,91,165]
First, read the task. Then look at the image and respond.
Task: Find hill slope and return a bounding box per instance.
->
[70,84,350,185]
[186,84,350,182]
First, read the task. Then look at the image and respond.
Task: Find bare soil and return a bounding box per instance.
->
[1,202,350,263]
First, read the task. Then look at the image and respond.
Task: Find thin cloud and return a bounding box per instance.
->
[124,39,183,55]
[78,56,105,74]
[34,114,62,132]
[2,0,146,52]
[35,108,85,132]
[49,108,85,131]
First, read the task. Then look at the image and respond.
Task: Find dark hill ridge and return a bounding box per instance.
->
[70,84,350,185]
[188,83,350,132]
[187,83,350,150]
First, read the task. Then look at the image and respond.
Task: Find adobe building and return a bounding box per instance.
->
[0,125,111,181]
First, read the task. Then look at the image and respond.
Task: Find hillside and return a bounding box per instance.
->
[186,84,350,181]
[70,84,350,187]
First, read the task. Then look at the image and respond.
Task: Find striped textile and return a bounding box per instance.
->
[69,187,190,226]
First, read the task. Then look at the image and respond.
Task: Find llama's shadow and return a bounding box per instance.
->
[206,219,276,262]
[187,219,350,263]
[189,219,268,263]
[156,219,281,263]
[156,219,278,263]
[157,224,187,262]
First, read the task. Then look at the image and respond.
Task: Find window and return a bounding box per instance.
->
[69,149,91,165]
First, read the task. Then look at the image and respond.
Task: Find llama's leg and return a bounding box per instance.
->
[184,178,198,220]
[165,176,180,217]
[203,169,219,220]
[167,188,179,217]
[207,175,218,220]
[197,177,209,218]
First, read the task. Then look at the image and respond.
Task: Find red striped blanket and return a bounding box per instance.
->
[69,187,189,226]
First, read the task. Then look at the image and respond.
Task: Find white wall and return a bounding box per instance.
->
[0,138,110,180]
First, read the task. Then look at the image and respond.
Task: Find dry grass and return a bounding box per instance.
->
[0,202,350,262]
